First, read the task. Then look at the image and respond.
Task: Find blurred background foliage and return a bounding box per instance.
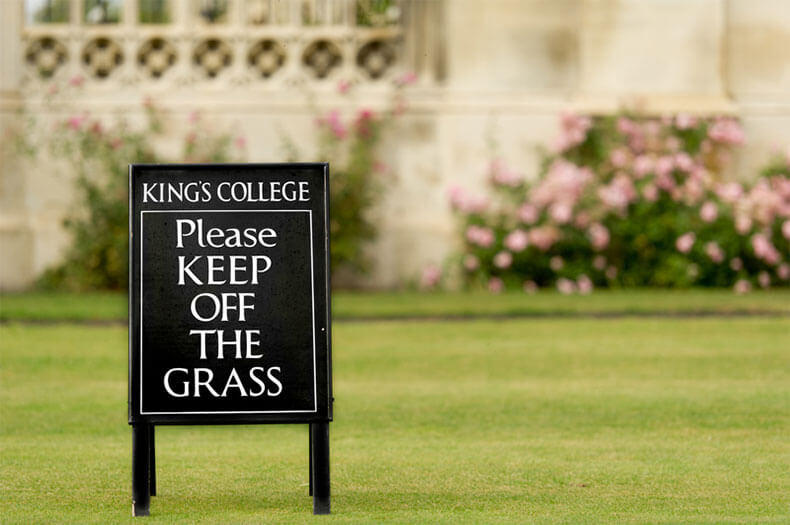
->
[9,81,406,290]
[445,114,790,293]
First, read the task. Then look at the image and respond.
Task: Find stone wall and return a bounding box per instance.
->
[3,0,790,290]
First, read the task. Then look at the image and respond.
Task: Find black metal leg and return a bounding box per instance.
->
[308,425,314,496]
[310,422,330,515]
[149,425,156,496]
[132,424,151,516]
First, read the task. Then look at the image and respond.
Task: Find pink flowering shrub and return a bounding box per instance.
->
[8,89,240,290]
[282,77,412,276]
[450,113,790,292]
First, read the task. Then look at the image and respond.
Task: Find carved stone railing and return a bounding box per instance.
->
[21,0,404,88]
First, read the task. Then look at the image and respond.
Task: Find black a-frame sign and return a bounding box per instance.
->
[129,163,332,516]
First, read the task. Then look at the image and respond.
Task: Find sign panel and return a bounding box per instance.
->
[129,164,332,424]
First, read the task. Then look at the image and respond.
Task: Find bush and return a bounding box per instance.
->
[10,75,415,290]
[281,76,413,277]
[11,93,241,290]
[447,113,790,293]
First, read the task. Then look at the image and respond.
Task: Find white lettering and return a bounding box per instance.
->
[163,368,190,397]
[267,367,283,397]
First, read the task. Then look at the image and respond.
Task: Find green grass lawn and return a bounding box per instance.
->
[2,288,789,321]
[1,307,788,523]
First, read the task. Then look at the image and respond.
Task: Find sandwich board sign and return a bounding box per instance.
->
[129,163,332,516]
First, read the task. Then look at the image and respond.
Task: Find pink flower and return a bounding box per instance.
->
[556,278,575,295]
[773,175,790,200]
[372,161,388,174]
[777,263,790,280]
[518,203,539,224]
[67,115,85,130]
[730,258,743,271]
[395,71,418,86]
[705,242,724,263]
[549,202,573,224]
[676,232,696,254]
[504,230,529,252]
[665,136,682,152]
[234,136,247,150]
[420,264,441,289]
[523,280,538,294]
[354,109,375,138]
[393,98,408,115]
[734,279,752,294]
[645,120,661,138]
[642,184,659,202]
[553,112,592,152]
[675,113,697,130]
[605,266,618,280]
[463,254,479,271]
[529,226,560,251]
[356,109,374,121]
[691,165,708,180]
[188,110,201,124]
[593,255,607,271]
[69,74,84,87]
[325,110,347,139]
[588,223,610,251]
[655,171,676,192]
[574,211,592,228]
[617,117,637,135]
[531,159,592,211]
[708,118,745,145]
[110,137,122,149]
[466,225,495,248]
[550,256,564,271]
[655,156,675,177]
[448,186,489,214]
[700,201,718,223]
[488,277,504,293]
[598,174,636,211]
[744,180,784,226]
[577,275,593,294]
[337,79,352,94]
[758,271,771,289]
[782,220,790,240]
[628,132,646,152]
[674,152,694,172]
[609,147,629,168]
[735,215,752,235]
[752,233,780,265]
[493,251,513,269]
[633,155,654,178]
[489,159,523,187]
[447,185,466,209]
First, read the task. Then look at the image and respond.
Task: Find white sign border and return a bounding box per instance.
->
[139,209,318,415]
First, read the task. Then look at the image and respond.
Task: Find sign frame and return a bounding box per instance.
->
[128,163,332,516]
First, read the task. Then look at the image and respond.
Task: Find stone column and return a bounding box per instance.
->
[0,1,33,290]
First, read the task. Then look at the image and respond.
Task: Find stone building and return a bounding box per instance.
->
[2,0,790,290]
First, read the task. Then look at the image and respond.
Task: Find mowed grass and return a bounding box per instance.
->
[2,288,790,321]
[1,316,788,523]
